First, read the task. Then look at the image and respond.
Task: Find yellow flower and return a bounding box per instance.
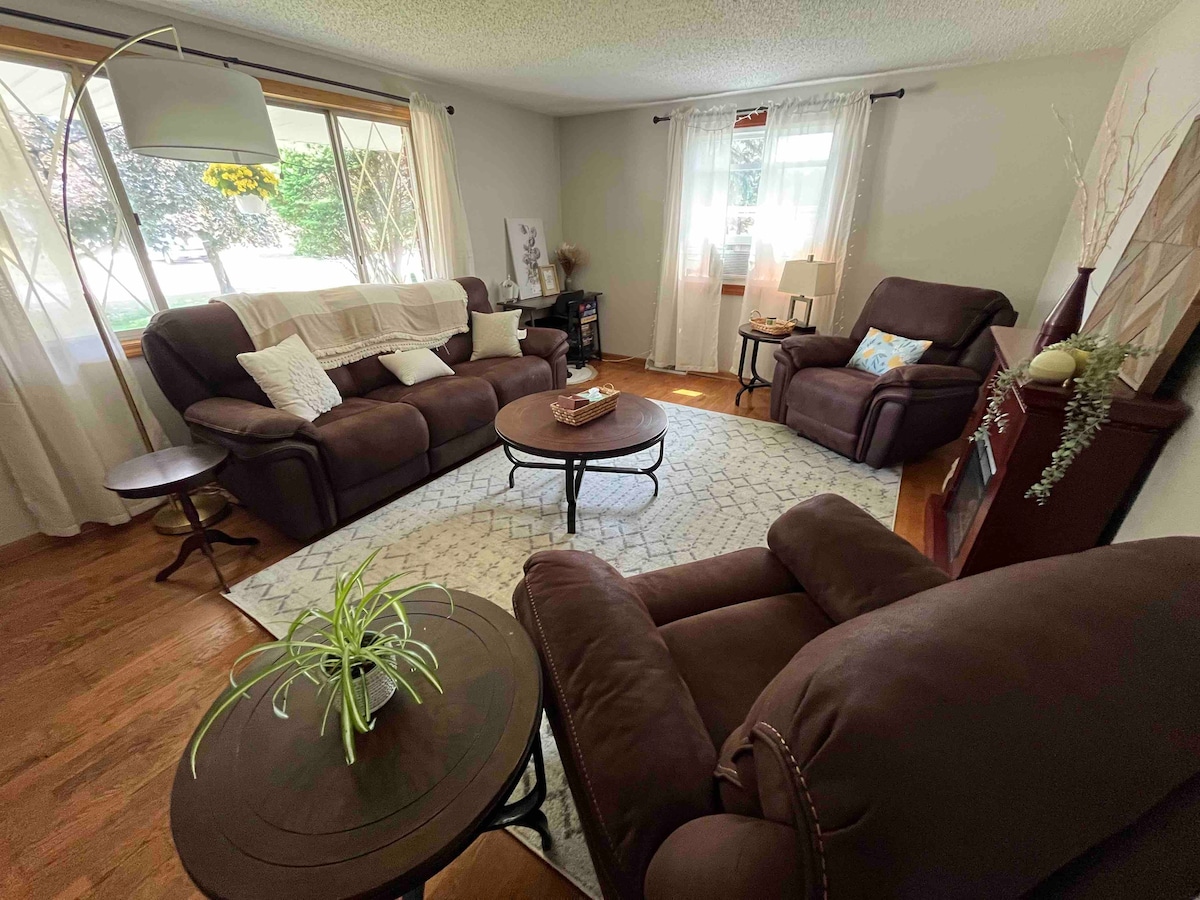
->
[887,355,903,368]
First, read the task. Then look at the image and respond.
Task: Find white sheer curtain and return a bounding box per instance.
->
[0,92,165,536]
[650,105,737,373]
[409,92,475,279]
[737,91,871,375]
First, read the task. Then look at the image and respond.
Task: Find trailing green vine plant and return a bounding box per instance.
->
[972,334,1153,504]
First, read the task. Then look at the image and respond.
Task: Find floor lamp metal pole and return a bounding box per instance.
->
[60,26,181,455]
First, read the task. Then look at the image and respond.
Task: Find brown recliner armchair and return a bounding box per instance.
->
[771,277,1016,467]
[513,494,1200,900]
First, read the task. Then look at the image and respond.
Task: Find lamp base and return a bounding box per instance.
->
[787,295,813,327]
[153,491,229,535]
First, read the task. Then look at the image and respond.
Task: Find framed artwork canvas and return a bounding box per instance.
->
[1084,116,1200,394]
[506,218,548,300]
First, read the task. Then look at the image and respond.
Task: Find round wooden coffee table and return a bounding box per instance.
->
[170,590,548,900]
[495,390,668,533]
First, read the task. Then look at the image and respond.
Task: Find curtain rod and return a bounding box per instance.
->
[0,6,454,115]
[651,88,903,124]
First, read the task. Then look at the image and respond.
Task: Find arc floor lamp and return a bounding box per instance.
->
[62,25,279,529]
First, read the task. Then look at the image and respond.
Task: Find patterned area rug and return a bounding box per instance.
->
[226,401,900,897]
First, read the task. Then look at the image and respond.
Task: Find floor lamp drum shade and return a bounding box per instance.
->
[778,256,837,298]
[105,57,279,164]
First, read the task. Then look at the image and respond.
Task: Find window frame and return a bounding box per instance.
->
[0,25,427,353]
[721,109,767,297]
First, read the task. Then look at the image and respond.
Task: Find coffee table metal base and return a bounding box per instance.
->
[502,438,665,534]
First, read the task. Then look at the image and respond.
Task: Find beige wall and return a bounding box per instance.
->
[559,50,1125,370]
[1033,0,1200,540]
[0,0,563,545]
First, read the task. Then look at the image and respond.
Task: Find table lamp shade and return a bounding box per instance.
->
[105,57,279,164]
[778,257,836,297]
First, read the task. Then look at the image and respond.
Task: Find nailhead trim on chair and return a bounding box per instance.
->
[760,722,829,900]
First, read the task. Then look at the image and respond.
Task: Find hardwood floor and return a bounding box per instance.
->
[0,360,950,899]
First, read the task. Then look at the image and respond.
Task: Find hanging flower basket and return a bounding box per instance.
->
[202,163,279,215]
[234,193,268,215]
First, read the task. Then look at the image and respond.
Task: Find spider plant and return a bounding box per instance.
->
[189,550,450,775]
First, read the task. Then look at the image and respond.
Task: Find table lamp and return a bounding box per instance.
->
[777,255,836,327]
[62,26,279,531]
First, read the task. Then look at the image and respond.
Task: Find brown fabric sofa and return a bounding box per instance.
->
[142,277,567,540]
[513,494,1200,900]
[771,277,1016,467]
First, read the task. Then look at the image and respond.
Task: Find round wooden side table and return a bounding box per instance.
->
[170,589,549,900]
[735,322,817,406]
[103,444,258,591]
[496,390,668,533]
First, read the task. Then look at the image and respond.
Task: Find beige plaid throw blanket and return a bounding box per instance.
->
[219,280,469,369]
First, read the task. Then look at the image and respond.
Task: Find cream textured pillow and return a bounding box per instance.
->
[470,309,523,361]
[379,347,454,386]
[237,334,342,421]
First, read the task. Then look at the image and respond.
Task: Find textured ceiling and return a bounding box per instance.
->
[115,0,1174,115]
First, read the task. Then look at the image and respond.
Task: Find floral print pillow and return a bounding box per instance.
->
[846,327,932,375]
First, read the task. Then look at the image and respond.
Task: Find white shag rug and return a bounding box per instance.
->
[225,401,900,897]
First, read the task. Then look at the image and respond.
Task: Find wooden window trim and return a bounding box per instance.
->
[0,24,410,123]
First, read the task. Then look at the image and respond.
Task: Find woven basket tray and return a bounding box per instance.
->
[552,385,620,426]
[748,309,798,336]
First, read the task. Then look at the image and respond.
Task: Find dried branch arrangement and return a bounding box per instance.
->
[554,242,589,280]
[1055,73,1199,268]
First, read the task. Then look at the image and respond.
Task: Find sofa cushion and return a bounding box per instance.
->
[659,592,833,749]
[789,366,877,437]
[366,375,498,447]
[452,356,554,407]
[312,398,429,489]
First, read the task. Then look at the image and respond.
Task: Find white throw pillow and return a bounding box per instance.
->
[379,347,454,386]
[470,309,523,361]
[237,334,342,421]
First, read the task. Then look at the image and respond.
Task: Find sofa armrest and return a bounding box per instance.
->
[778,334,857,370]
[627,548,800,626]
[767,494,950,623]
[519,325,568,361]
[184,397,317,442]
[876,363,981,390]
[514,550,717,900]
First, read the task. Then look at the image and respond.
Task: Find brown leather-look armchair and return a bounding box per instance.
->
[771,277,1016,467]
[513,494,1200,900]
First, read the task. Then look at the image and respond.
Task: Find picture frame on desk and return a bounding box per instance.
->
[537,264,560,296]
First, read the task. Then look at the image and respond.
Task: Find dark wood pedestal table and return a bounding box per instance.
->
[495,390,668,534]
[103,444,258,591]
[171,589,549,900]
[734,322,817,406]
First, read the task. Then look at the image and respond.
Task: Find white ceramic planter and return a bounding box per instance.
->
[235,193,267,215]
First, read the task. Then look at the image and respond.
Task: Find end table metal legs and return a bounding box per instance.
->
[483,716,552,851]
[735,335,772,406]
[154,490,258,591]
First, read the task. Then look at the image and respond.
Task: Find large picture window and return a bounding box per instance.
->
[0,52,429,335]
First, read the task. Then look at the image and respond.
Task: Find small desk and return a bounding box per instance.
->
[735,323,816,406]
[502,292,602,369]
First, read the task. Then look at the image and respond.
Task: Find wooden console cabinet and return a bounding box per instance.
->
[926,326,1188,578]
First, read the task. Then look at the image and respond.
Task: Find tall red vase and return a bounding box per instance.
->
[1034,267,1093,352]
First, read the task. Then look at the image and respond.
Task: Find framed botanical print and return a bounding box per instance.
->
[537,264,560,296]
[505,218,549,300]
